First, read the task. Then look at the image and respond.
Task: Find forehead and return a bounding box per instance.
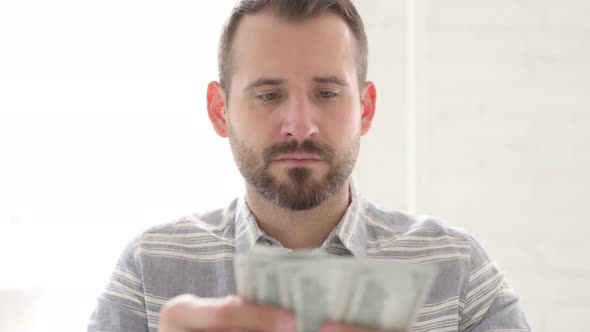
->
[229,10,358,88]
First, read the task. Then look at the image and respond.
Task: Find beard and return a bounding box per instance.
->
[228,131,359,211]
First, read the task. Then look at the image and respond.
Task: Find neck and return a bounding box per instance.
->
[245,180,351,249]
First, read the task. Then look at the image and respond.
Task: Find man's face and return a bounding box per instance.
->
[223,10,370,211]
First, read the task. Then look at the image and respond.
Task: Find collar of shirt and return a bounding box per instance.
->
[233,180,368,257]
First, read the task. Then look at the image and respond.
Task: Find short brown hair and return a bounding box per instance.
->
[218,0,368,93]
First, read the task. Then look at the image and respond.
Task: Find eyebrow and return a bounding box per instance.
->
[242,75,349,92]
[243,78,285,92]
[313,76,349,87]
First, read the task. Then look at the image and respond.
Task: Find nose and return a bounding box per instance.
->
[279,96,319,141]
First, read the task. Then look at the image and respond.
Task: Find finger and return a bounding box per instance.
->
[320,321,400,332]
[210,328,274,332]
[159,294,296,332]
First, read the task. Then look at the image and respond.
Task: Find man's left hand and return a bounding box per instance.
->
[320,321,402,332]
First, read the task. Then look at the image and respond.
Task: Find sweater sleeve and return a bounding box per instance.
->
[87,237,149,332]
[459,235,531,332]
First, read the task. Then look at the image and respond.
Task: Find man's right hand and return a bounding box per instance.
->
[158,294,296,332]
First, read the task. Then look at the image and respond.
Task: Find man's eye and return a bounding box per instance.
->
[256,92,281,102]
[317,91,338,99]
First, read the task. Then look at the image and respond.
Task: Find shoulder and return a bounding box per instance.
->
[364,200,472,241]
[125,199,239,257]
[151,199,236,233]
[362,200,485,263]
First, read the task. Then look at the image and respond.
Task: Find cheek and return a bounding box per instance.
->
[228,102,281,139]
[228,112,276,154]
[319,110,361,142]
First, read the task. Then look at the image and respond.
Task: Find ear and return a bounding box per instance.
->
[360,81,377,136]
[207,81,229,138]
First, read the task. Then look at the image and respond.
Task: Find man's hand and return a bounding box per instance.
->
[159,294,401,332]
[159,294,296,332]
[320,322,402,332]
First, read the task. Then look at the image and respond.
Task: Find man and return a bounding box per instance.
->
[88,0,531,331]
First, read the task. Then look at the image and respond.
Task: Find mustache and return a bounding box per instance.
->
[263,140,335,167]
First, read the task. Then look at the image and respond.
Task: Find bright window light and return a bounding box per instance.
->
[0,1,240,331]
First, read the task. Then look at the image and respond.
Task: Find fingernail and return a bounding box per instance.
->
[320,322,336,332]
[278,314,296,332]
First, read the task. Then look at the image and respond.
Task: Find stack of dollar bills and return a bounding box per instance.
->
[234,246,438,332]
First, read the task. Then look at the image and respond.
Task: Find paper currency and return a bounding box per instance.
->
[234,246,437,332]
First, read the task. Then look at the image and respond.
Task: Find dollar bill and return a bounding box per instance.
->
[234,246,437,331]
[290,261,346,332]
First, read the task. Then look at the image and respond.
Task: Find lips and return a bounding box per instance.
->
[273,153,324,165]
[274,153,323,162]
[263,140,334,168]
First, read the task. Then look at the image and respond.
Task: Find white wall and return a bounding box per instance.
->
[354,1,409,210]
[358,1,590,331]
[0,1,241,331]
[416,2,590,331]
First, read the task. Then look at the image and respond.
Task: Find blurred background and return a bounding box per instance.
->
[0,0,588,331]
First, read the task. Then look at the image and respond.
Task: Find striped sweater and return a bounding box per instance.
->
[88,183,531,332]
